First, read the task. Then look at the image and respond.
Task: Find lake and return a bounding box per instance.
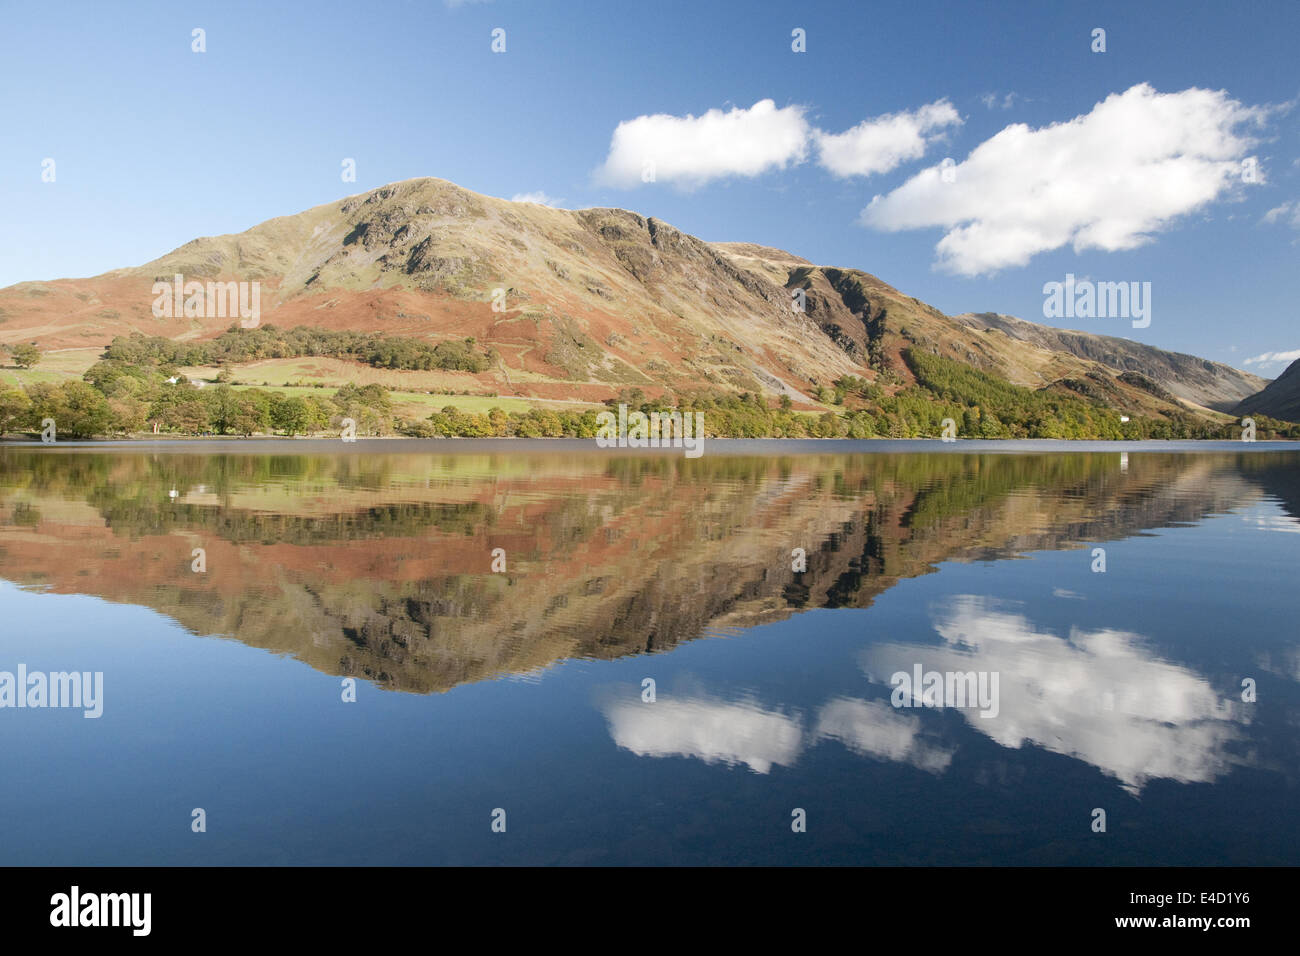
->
[1,439,1297,865]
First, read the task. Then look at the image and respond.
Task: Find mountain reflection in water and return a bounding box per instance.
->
[0,444,1296,865]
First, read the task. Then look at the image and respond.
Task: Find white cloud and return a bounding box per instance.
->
[602,689,951,775]
[596,99,811,189]
[1243,348,1300,366]
[814,697,954,772]
[1262,200,1300,228]
[860,84,1273,276]
[510,191,565,207]
[860,596,1246,793]
[1257,645,1300,679]
[600,693,804,774]
[815,100,961,178]
[1244,514,1300,535]
[598,98,971,188]
[979,92,1020,111]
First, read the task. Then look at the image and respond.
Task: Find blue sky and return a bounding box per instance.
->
[2,0,1297,372]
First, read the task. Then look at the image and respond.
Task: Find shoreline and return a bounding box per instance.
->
[1,436,1296,455]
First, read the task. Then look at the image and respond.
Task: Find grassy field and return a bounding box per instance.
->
[222,384,586,418]
[182,356,601,416]
[184,356,490,392]
[2,352,833,423]
[1,351,600,419]
[0,348,98,386]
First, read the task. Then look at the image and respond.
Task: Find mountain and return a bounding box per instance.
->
[0,176,1268,417]
[1234,358,1300,423]
[951,312,1265,413]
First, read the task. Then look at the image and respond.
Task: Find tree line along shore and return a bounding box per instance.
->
[1,332,1296,441]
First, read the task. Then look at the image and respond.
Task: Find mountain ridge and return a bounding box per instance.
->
[0,176,1275,422]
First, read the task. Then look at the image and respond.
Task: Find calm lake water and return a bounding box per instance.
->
[1,440,1297,865]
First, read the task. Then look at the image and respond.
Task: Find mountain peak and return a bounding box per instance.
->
[0,176,1274,419]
